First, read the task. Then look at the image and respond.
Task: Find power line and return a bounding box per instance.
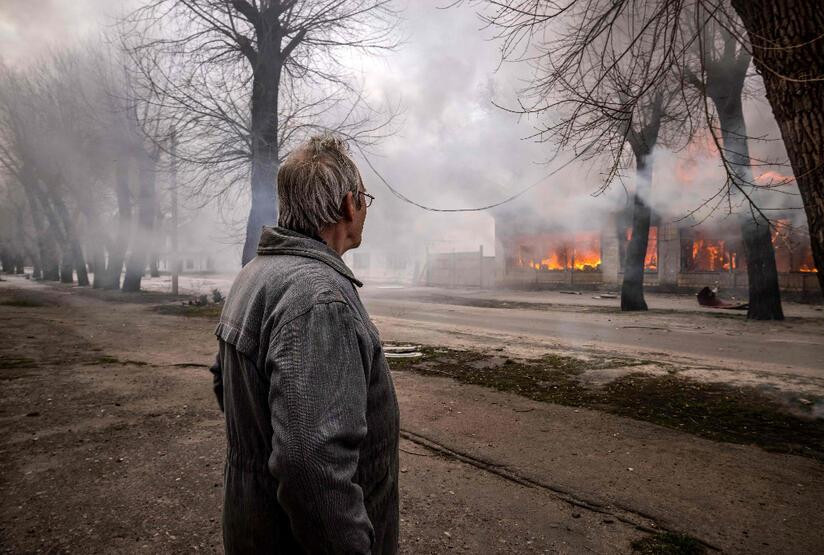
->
[355,144,588,213]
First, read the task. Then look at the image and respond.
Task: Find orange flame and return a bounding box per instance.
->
[754,171,795,186]
[689,237,736,272]
[772,219,817,272]
[517,232,601,271]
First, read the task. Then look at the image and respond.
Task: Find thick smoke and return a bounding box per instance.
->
[349,1,624,259]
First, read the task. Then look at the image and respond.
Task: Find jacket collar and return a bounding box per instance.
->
[255,226,363,287]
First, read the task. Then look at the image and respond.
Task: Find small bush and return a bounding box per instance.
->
[212,288,224,304]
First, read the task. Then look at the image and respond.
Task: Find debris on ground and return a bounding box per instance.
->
[384,344,424,358]
[560,290,582,295]
[696,287,748,310]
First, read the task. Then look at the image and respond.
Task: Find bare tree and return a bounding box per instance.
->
[731,1,824,295]
[30,53,101,287]
[473,0,823,298]
[0,50,152,290]
[124,0,400,265]
[620,93,664,311]
[0,65,68,283]
[63,47,167,292]
[685,17,783,319]
[0,180,29,274]
[482,2,696,311]
[121,98,163,293]
[89,54,140,290]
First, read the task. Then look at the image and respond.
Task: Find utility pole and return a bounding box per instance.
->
[170,127,179,296]
[478,244,484,288]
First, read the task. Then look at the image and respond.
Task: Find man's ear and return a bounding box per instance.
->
[341,191,356,222]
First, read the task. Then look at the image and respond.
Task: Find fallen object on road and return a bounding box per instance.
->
[696,287,749,310]
[385,351,423,359]
[383,344,424,358]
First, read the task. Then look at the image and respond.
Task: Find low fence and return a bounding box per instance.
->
[500,268,605,288]
[676,270,819,293]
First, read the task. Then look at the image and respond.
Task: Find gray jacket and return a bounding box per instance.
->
[212,226,399,554]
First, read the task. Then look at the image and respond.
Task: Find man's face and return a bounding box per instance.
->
[351,187,368,249]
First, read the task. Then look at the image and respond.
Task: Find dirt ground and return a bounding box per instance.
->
[1,275,823,553]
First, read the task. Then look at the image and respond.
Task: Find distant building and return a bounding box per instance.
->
[492,206,817,293]
[418,203,818,295]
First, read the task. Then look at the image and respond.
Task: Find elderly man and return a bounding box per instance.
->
[210,134,399,554]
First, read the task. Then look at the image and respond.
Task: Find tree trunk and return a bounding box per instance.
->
[0,249,12,273]
[621,153,653,311]
[712,94,783,320]
[72,243,90,286]
[37,219,61,281]
[9,211,28,274]
[29,178,69,283]
[79,207,103,287]
[732,0,824,294]
[41,251,60,280]
[741,218,784,319]
[149,255,160,278]
[34,195,71,284]
[104,157,132,290]
[30,249,42,280]
[30,174,88,286]
[20,169,59,280]
[122,150,157,292]
[50,186,90,287]
[241,38,282,266]
[21,216,42,280]
[12,211,31,275]
[37,205,61,282]
[91,245,106,288]
[148,209,161,278]
[41,236,60,281]
[59,250,73,283]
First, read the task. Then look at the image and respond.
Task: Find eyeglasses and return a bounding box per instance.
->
[359,191,375,208]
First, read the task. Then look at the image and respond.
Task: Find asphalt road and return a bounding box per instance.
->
[137,274,823,377]
[360,287,824,377]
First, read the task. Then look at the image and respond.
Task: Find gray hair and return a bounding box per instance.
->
[277,134,363,237]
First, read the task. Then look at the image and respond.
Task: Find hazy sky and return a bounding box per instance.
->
[0,0,126,64]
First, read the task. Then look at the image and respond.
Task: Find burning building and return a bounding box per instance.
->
[492,206,818,294]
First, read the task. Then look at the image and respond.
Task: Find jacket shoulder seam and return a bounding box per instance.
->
[270,298,364,345]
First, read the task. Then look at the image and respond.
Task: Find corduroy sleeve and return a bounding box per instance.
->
[267,300,373,554]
